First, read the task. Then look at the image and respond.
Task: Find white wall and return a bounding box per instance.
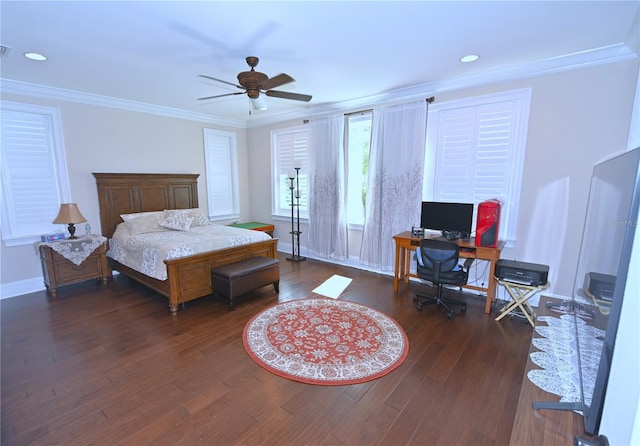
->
[598,219,640,445]
[598,61,640,446]
[247,59,640,299]
[2,59,638,301]
[0,96,249,296]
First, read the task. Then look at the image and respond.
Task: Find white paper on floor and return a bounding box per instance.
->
[312,274,353,299]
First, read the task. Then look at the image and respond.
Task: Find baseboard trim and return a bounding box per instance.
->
[0,277,45,299]
[1,271,121,300]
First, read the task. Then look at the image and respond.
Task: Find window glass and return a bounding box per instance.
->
[346,113,372,226]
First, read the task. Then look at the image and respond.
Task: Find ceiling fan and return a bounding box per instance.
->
[198,56,312,107]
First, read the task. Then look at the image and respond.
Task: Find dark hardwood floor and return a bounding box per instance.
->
[1,252,533,445]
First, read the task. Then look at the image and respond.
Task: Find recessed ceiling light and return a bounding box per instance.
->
[24,52,47,61]
[460,54,479,63]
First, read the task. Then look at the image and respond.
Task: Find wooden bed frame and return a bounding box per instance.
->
[93,173,278,315]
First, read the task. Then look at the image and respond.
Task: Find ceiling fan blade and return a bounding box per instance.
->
[198,92,244,100]
[265,90,312,102]
[261,73,294,90]
[199,74,243,89]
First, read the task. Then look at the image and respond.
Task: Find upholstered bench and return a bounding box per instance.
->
[211,257,280,310]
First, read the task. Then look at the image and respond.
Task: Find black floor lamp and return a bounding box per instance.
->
[286,167,306,262]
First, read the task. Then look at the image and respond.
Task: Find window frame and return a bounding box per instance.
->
[271,126,309,220]
[424,88,532,243]
[0,101,72,246]
[203,128,240,221]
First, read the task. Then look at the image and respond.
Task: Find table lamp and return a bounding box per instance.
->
[52,203,87,239]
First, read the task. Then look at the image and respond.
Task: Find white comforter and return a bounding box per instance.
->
[107,224,271,281]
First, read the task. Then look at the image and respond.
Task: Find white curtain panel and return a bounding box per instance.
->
[360,100,428,270]
[307,114,348,260]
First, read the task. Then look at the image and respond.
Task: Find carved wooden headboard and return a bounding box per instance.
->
[93,173,199,239]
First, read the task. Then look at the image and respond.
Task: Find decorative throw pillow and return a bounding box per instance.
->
[159,210,194,231]
[124,214,165,235]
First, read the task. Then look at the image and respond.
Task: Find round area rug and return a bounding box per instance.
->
[243,298,409,385]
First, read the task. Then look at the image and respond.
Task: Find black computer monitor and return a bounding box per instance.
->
[420,201,474,239]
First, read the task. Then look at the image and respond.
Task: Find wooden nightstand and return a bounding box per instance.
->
[39,237,111,297]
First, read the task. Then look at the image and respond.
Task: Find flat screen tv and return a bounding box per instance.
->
[420,201,474,239]
[573,147,640,436]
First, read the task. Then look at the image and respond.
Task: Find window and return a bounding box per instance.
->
[424,89,531,242]
[203,128,239,220]
[0,102,71,246]
[271,126,309,218]
[346,113,372,226]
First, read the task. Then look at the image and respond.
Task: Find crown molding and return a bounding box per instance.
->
[1,43,636,130]
[0,79,248,129]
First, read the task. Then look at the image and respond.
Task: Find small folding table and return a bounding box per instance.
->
[495,279,550,327]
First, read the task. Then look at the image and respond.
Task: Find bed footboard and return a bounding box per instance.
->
[164,238,278,314]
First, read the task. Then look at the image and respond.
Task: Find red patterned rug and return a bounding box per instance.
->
[242,298,409,385]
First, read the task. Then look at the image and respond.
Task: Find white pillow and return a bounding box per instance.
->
[159,210,194,231]
[124,214,165,235]
[163,208,211,226]
[120,211,164,222]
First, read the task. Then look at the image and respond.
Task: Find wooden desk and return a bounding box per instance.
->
[393,231,504,314]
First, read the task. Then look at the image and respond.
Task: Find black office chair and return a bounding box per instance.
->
[414,239,468,319]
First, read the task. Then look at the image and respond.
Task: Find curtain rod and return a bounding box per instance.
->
[303,96,435,123]
[344,108,373,117]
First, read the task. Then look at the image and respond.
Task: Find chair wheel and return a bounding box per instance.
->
[447,311,454,319]
[461,305,467,312]
[417,303,423,311]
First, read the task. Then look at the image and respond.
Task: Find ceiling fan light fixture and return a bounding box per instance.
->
[460,54,479,63]
[251,96,268,111]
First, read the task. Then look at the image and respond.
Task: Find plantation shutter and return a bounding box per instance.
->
[272,128,309,217]
[203,129,239,220]
[1,106,70,243]
[430,91,529,242]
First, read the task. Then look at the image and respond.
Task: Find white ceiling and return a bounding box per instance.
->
[1,1,639,127]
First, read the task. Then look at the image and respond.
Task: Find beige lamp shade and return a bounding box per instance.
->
[52,203,87,239]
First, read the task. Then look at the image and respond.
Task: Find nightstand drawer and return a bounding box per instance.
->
[54,252,103,282]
